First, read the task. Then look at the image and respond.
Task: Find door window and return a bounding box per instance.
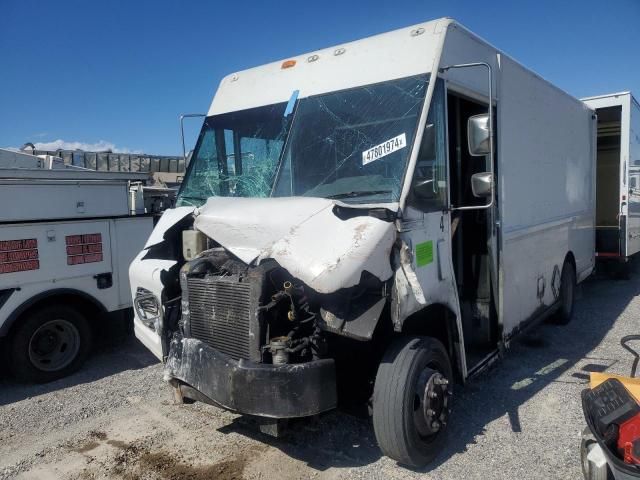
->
[409,78,447,211]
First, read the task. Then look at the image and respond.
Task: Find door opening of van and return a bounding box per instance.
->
[448,91,500,371]
[595,106,623,255]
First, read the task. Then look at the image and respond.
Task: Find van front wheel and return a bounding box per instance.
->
[372,336,452,467]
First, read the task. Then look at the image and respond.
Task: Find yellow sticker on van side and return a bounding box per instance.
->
[416,241,433,267]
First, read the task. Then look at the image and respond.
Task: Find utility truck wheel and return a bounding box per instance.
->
[10,304,92,383]
[372,336,452,467]
[551,261,576,325]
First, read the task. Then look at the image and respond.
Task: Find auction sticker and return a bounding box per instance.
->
[362,133,406,165]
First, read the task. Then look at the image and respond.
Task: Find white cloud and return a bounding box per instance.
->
[31,139,143,154]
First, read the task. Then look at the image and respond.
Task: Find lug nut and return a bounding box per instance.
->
[429,391,439,399]
[431,420,441,430]
[426,408,435,417]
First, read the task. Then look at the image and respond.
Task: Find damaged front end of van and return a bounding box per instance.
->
[166,197,397,418]
[129,62,447,422]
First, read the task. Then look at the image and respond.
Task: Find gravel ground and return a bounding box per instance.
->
[1,264,640,480]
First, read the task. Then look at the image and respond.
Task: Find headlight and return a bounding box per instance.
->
[134,287,162,330]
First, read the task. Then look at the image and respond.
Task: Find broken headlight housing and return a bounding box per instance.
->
[134,287,162,331]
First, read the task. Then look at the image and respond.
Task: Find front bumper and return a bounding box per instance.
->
[165,335,337,418]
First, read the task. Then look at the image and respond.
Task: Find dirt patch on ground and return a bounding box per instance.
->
[106,436,262,480]
[88,430,108,441]
[70,441,100,454]
[134,450,249,480]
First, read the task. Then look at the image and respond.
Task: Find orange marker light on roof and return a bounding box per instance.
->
[281,60,296,69]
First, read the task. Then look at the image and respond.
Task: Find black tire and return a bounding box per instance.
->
[372,336,453,467]
[550,261,576,325]
[9,304,92,383]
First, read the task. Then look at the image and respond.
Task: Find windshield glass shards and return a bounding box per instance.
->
[177,74,429,206]
[272,74,429,203]
[177,102,289,207]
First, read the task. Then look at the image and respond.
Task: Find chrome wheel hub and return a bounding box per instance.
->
[413,368,452,438]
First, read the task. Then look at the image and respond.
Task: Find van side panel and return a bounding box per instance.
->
[441,24,595,339]
[498,56,595,335]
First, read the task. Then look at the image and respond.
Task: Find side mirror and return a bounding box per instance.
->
[413,178,437,200]
[471,172,492,198]
[467,113,490,156]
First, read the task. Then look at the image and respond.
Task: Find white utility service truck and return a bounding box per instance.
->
[583,92,640,266]
[0,149,154,382]
[130,18,596,466]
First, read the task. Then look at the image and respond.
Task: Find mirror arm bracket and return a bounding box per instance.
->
[180,113,207,162]
[440,61,495,212]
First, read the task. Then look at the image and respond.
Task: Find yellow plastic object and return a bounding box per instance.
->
[590,372,640,401]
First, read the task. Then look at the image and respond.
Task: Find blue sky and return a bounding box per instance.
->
[1,0,638,155]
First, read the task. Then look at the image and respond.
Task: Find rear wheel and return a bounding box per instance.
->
[9,304,92,383]
[372,336,452,467]
[551,261,576,325]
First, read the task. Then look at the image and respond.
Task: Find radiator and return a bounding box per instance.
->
[186,276,252,360]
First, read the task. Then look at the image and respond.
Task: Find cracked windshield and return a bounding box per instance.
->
[177,74,429,206]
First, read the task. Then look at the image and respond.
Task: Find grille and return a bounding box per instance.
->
[186,277,252,360]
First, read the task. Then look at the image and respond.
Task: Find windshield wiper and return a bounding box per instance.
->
[325,190,392,199]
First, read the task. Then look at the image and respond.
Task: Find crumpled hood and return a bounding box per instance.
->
[193,197,396,294]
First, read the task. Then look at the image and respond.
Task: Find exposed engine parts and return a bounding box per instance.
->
[178,247,331,366]
[268,337,290,365]
[258,279,327,365]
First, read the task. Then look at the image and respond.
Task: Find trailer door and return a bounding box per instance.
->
[626,97,640,257]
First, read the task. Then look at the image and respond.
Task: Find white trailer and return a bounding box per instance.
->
[583,92,640,263]
[0,152,154,382]
[130,18,596,466]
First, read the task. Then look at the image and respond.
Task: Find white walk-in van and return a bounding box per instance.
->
[583,92,640,266]
[0,149,154,383]
[130,18,596,466]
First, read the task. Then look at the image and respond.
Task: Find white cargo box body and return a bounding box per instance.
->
[583,92,640,258]
[0,169,149,222]
[438,34,597,333]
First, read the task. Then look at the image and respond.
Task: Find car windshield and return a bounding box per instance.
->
[177,74,429,206]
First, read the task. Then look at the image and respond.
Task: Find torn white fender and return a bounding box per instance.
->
[392,242,427,329]
[193,197,396,294]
